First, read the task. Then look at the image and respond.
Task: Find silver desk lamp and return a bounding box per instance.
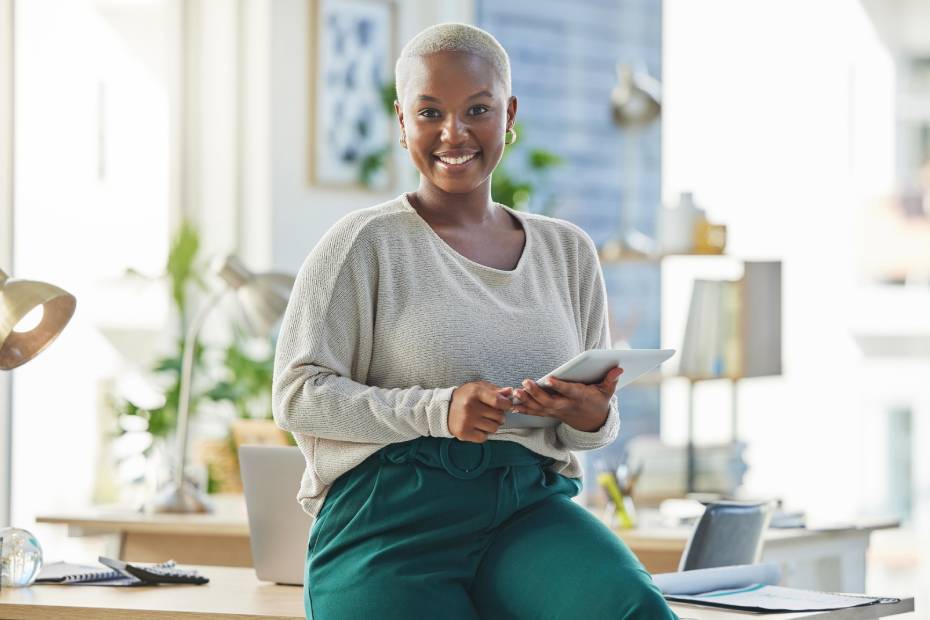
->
[0,269,76,370]
[148,255,294,513]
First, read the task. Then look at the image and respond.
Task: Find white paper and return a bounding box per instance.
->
[652,563,781,595]
[668,585,893,613]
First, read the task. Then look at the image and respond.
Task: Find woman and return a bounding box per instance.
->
[273,22,678,620]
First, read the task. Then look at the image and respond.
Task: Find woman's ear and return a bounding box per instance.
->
[394,100,404,130]
[506,95,518,130]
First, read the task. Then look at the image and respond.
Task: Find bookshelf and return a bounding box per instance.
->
[600,250,782,492]
[597,253,782,494]
[660,256,782,492]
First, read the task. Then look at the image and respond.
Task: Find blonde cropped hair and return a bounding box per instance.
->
[394,23,512,104]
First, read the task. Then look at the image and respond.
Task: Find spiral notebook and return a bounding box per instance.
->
[36,560,176,587]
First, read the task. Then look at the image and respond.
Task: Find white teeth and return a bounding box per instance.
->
[437,153,478,165]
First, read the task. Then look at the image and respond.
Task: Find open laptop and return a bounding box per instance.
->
[239,444,312,585]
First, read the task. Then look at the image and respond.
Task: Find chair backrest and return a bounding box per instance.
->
[678,501,774,571]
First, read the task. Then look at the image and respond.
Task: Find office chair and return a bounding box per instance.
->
[678,500,774,571]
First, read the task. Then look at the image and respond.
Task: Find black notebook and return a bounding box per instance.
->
[36,558,207,587]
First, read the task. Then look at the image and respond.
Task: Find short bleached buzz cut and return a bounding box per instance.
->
[394,23,512,104]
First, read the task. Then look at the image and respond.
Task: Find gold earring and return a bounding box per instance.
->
[399,135,407,149]
[504,128,517,145]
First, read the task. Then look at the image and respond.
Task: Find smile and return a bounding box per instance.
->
[434,152,480,167]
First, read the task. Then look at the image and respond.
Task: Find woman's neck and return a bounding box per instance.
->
[409,179,498,228]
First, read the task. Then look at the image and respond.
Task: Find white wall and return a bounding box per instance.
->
[268,0,475,272]
[10,0,178,559]
[662,0,900,521]
[184,0,240,259]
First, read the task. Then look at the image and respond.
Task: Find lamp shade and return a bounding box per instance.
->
[214,256,294,336]
[0,269,76,370]
[610,63,662,128]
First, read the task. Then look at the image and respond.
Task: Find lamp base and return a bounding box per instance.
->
[146,481,214,514]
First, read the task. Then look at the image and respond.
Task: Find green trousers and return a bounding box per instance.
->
[304,437,677,619]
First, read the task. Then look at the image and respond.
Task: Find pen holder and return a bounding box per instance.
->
[597,470,637,529]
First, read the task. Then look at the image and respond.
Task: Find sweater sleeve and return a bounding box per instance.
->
[272,220,456,443]
[555,234,621,451]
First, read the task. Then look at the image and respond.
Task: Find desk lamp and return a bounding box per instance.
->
[148,255,294,513]
[0,268,75,587]
[0,269,76,370]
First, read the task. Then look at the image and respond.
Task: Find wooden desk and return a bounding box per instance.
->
[36,496,253,568]
[37,497,897,591]
[0,566,915,620]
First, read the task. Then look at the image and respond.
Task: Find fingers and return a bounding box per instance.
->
[540,376,580,399]
[467,429,490,443]
[543,367,624,398]
[474,417,501,434]
[602,366,624,384]
[519,378,559,407]
[597,366,624,394]
[477,386,513,412]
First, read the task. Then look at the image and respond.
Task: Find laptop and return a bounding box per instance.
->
[239,444,312,585]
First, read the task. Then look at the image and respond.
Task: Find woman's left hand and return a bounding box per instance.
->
[509,366,623,432]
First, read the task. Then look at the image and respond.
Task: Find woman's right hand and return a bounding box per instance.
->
[448,381,512,443]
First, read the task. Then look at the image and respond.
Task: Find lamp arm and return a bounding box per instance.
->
[173,288,228,493]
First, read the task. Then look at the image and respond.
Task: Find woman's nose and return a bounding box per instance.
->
[441,114,469,144]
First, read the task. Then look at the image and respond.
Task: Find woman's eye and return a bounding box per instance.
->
[469,105,489,116]
[418,108,441,119]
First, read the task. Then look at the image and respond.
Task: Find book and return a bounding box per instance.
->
[35,559,205,587]
[36,561,147,586]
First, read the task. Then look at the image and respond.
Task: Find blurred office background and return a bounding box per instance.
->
[1,0,928,607]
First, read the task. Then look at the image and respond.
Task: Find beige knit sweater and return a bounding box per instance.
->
[272,194,620,518]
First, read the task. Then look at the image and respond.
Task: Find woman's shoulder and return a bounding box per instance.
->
[311,196,416,255]
[325,196,414,241]
[515,209,599,258]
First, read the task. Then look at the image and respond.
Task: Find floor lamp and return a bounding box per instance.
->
[148,256,294,514]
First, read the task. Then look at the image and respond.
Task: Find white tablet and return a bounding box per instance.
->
[502,348,676,429]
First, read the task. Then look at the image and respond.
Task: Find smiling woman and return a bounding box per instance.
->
[396,51,514,200]
[272,22,678,620]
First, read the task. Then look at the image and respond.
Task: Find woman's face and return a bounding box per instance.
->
[396,51,517,196]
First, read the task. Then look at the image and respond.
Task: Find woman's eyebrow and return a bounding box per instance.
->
[415,90,493,103]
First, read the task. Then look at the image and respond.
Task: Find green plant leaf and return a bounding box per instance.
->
[528,149,563,170]
[381,81,398,117]
[166,220,201,329]
[359,147,390,187]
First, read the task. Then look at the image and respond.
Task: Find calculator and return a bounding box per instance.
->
[98,556,210,585]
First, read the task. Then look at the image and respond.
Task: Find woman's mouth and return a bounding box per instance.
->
[434,151,481,169]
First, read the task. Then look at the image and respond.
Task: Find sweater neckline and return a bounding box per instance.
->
[399,193,532,278]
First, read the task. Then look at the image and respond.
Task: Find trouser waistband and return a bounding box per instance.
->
[377,437,554,480]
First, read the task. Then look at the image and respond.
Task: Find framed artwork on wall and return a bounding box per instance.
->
[308,0,395,189]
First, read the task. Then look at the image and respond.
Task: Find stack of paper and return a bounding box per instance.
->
[653,564,901,613]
